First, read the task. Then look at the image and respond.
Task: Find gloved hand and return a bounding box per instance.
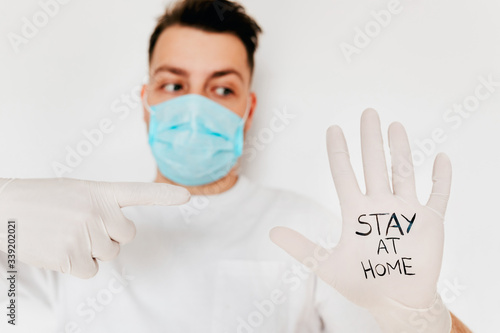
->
[0,178,190,279]
[270,109,452,332]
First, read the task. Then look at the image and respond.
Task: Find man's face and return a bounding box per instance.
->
[143,24,256,132]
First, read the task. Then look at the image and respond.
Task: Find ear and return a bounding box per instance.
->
[244,92,257,134]
[141,85,150,130]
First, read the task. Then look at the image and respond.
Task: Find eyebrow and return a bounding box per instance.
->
[152,65,244,83]
[211,69,244,83]
[153,65,187,77]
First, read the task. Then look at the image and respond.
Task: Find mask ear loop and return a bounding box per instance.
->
[241,95,252,123]
[142,90,155,115]
[233,96,252,171]
[236,95,252,151]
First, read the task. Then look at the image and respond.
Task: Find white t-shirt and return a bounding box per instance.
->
[0,176,379,332]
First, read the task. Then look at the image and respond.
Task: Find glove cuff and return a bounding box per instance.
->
[0,178,16,252]
[0,178,15,196]
[369,294,452,333]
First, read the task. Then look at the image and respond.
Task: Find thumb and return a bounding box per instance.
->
[269,226,334,281]
[109,182,191,207]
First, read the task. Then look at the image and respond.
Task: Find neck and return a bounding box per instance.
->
[154,169,239,195]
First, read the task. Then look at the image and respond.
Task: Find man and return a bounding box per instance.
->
[0,0,470,332]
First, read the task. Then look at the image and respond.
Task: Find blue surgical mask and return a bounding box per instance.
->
[143,94,250,186]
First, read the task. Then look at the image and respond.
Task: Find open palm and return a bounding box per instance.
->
[270,109,452,312]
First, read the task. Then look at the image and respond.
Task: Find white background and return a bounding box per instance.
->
[0,0,498,331]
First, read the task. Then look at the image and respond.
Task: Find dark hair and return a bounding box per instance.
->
[149,0,262,73]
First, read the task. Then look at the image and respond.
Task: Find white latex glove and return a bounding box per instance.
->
[0,178,190,278]
[270,109,452,333]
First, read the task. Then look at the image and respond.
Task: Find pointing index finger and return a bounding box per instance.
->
[111,182,191,207]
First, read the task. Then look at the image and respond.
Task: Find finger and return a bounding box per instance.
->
[87,218,121,261]
[70,255,99,279]
[361,109,391,195]
[269,226,335,283]
[388,122,417,199]
[102,209,137,244]
[111,182,191,207]
[426,153,452,217]
[326,125,362,203]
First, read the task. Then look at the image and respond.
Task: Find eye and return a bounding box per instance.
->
[215,87,233,97]
[163,83,183,92]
